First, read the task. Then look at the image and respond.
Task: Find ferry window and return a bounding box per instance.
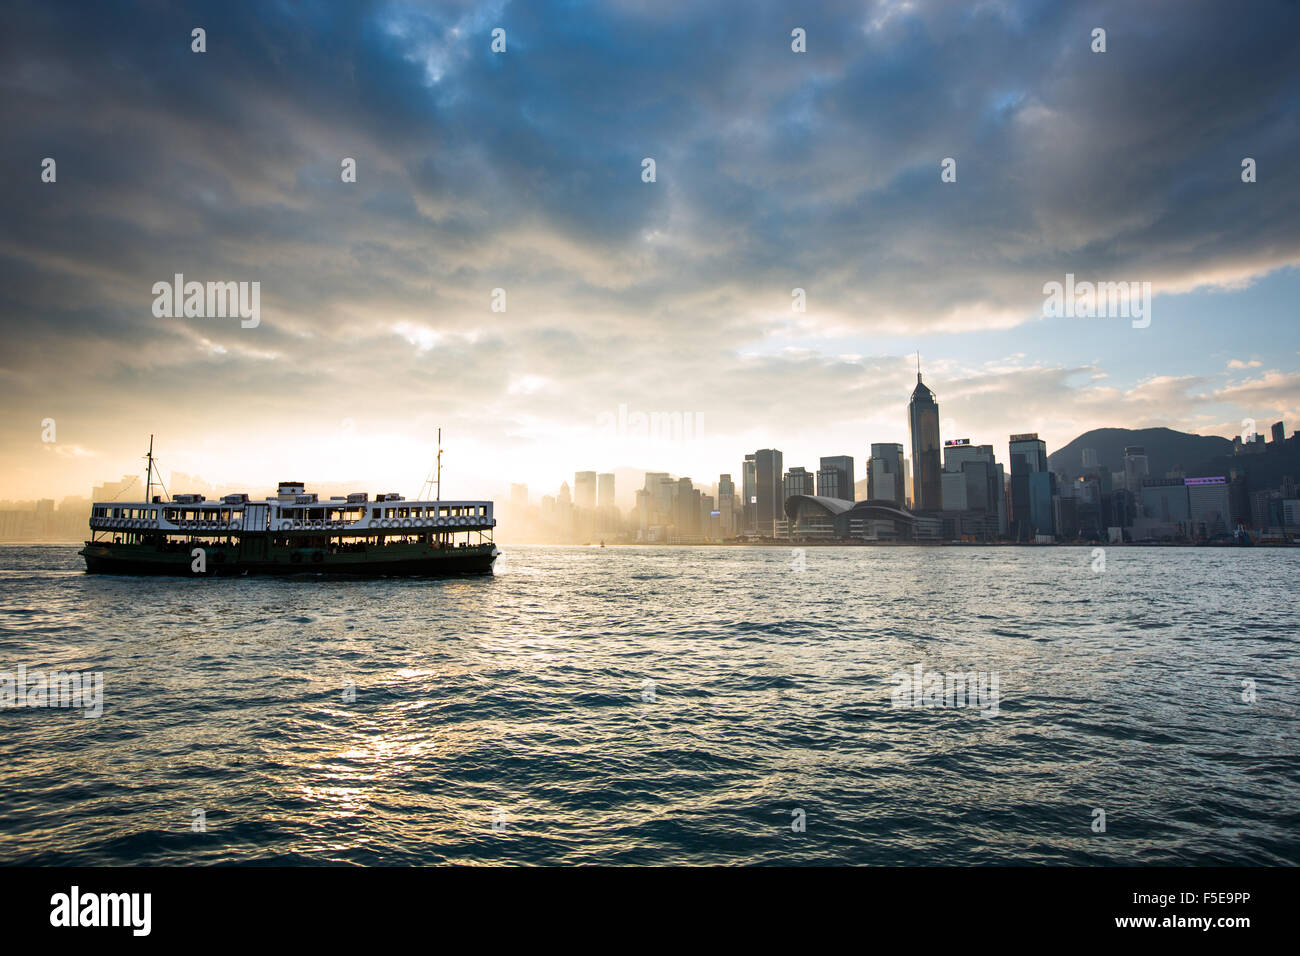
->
[372,508,380,519]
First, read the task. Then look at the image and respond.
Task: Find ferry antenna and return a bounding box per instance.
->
[144,434,154,502]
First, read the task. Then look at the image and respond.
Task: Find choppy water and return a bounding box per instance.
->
[0,543,1296,865]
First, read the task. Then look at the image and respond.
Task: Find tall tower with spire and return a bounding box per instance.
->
[908,355,942,512]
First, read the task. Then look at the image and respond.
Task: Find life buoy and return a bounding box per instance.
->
[312,519,323,530]
[402,518,412,528]
[280,521,293,531]
[229,520,239,530]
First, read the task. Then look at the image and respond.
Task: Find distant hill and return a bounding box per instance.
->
[1049,427,1233,480]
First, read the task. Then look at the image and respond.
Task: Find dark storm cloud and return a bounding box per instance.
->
[1,0,1297,482]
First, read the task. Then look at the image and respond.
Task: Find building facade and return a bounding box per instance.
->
[816,456,854,502]
[908,369,942,511]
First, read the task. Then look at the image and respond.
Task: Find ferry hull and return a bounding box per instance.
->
[80,541,499,577]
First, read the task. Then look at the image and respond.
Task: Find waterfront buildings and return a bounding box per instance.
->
[940,440,1008,539]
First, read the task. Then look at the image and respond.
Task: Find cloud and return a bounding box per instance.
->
[0,0,1297,498]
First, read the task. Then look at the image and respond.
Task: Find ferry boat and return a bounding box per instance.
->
[80,441,498,576]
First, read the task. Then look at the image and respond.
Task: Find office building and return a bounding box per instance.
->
[908,364,942,511]
[941,440,1008,538]
[1140,478,1190,523]
[742,454,757,533]
[574,471,597,510]
[1122,446,1150,494]
[1009,433,1049,539]
[751,448,783,536]
[868,443,906,507]
[717,474,736,537]
[1186,476,1231,538]
[783,466,815,500]
[816,456,854,501]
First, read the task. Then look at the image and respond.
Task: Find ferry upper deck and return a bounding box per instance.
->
[89,482,494,539]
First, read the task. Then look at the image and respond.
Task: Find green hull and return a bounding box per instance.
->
[80,539,499,577]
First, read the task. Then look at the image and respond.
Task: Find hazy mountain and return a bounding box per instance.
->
[1048,427,1234,479]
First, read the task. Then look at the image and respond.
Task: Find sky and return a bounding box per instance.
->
[2,0,1298,507]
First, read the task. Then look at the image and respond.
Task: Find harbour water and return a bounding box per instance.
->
[0,543,1296,865]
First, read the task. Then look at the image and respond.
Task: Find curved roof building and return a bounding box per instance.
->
[783,495,922,540]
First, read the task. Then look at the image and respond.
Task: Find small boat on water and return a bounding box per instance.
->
[80,439,499,577]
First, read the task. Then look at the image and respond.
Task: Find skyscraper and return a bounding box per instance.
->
[574,471,597,509]
[742,454,757,533]
[783,466,814,500]
[868,443,906,507]
[509,483,528,510]
[752,448,783,536]
[1122,446,1149,494]
[908,362,942,511]
[597,473,615,509]
[941,440,1007,537]
[717,474,736,537]
[676,477,699,534]
[816,455,854,501]
[1009,433,1049,539]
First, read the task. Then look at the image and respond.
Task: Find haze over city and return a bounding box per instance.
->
[2,0,1298,506]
